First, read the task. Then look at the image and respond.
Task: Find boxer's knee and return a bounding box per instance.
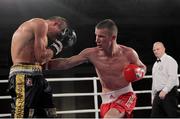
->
[28,108,35,118]
[104,108,125,118]
[10,103,15,118]
[44,108,57,117]
[26,108,57,118]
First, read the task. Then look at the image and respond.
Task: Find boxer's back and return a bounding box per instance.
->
[11,19,46,64]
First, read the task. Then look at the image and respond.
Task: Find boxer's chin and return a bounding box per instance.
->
[97,46,101,48]
[97,45,103,50]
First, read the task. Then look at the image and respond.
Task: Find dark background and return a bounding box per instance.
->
[0,0,180,118]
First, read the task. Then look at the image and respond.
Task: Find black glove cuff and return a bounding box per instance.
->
[49,40,63,57]
[49,45,57,57]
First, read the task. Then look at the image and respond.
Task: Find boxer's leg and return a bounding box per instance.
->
[104,108,125,118]
[102,92,136,118]
[35,77,57,117]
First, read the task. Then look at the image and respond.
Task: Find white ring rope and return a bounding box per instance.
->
[0,75,179,118]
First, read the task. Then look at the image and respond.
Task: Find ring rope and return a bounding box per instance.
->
[0,75,179,118]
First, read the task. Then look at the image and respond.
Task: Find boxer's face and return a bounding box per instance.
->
[95,28,113,50]
[52,21,63,38]
[48,21,67,39]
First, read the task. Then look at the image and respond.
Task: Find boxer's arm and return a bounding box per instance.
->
[131,49,147,75]
[47,48,89,70]
[124,49,146,82]
[34,21,54,64]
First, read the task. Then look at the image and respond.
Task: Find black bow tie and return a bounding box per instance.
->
[156,59,161,63]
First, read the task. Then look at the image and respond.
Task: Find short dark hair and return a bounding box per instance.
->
[48,16,67,22]
[95,19,118,36]
[48,16,68,29]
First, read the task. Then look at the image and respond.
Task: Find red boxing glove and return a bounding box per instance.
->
[123,64,145,82]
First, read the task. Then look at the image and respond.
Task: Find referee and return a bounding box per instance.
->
[151,41,179,117]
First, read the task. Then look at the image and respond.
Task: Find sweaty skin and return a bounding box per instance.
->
[48,20,146,118]
[48,44,145,92]
[11,18,54,65]
[48,28,146,92]
[9,16,68,118]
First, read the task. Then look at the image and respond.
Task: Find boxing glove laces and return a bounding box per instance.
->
[49,28,77,56]
[57,28,77,49]
[123,64,145,82]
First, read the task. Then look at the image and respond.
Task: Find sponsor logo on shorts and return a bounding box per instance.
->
[125,94,136,108]
[26,78,33,86]
[15,74,25,118]
[110,94,115,99]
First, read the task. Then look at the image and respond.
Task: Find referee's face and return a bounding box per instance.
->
[153,44,165,59]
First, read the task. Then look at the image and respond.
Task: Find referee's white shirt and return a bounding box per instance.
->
[152,53,179,101]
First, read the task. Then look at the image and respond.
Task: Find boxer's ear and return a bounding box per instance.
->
[111,35,116,41]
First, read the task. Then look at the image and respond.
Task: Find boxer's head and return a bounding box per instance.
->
[47,16,68,40]
[95,19,118,37]
[95,19,118,50]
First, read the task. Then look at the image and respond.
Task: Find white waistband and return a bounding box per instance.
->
[100,84,134,104]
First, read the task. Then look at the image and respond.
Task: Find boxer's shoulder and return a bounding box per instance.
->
[28,18,45,23]
[118,45,134,57]
[118,45,133,52]
[24,18,47,30]
[17,18,46,33]
[78,47,95,57]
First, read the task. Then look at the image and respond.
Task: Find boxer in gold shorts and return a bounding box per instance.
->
[7,16,77,118]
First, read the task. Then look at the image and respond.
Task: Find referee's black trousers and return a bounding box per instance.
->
[151,86,178,118]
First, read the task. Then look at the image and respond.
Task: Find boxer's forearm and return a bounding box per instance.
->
[40,49,54,65]
[47,48,90,70]
[47,58,70,70]
[47,53,88,70]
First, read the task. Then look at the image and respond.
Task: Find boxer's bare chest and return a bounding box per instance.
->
[92,51,130,74]
[91,51,130,90]
[12,26,47,63]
